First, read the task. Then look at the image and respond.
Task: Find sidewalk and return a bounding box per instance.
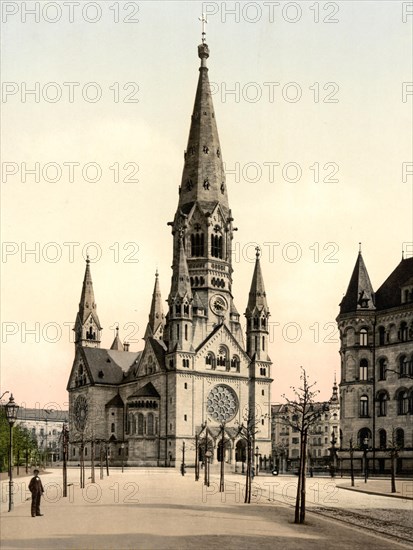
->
[336,478,413,500]
[1,469,411,550]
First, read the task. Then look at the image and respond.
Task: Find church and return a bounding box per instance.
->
[67,37,273,468]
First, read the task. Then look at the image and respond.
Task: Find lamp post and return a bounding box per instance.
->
[255,445,259,476]
[121,442,125,473]
[5,394,19,512]
[363,437,369,483]
[330,431,337,478]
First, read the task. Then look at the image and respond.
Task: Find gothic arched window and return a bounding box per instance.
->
[399,355,408,377]
[396,428,405,448]
[397,390,409,415]
[191,233,204,257]
[378,358,387,380]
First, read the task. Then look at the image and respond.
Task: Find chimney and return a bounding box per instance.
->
[123,342,130,352]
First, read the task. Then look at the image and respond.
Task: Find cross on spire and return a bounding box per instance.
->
[199,12,207,44]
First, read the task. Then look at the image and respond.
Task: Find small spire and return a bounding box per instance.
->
[255,246,261,260]
[358,242,362,254]
[145,270,165,340]
[110,327,123,351]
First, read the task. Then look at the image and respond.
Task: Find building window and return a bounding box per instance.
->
[399,322,408,342]
[184,415,187,421]
[396,428,404,449]
[360,395,369,417]
[211,235,223,259]
[359,359,368,381]
[111,423,115,432]
[397,390,409,415]
[231,355,240,371]
[206,353,216,369]
[399,355,408,377]
[359,329,368,346]
[378,358,387,380]
[262,390,264,396]
[377,392,388,416]
[379,429,386,449]
[185,324,188,340]
[184,383,187,389]
[358,427,371,447]
[138,413,144,435]
[217,346,227,367]
[147,413,154,436]
[378,326,386,346]
[191,232,204,257]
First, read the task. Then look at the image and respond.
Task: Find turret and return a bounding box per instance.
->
[245,247,270,360]
[74,257,102,347]
[166,237,193,351]
[144,270,165,341]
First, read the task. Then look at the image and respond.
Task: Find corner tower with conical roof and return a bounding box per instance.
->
[74,257,102,348]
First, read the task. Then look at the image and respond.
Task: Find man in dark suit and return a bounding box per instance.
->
[28,469,44,517]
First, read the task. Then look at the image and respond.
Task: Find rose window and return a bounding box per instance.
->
[207,385,238,423]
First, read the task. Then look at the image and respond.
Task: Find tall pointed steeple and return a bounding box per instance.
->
[74,257,102,347]
[144,270,165,340]
[339,249,375,314]
[245,247,270,359]
[178,42,228,216]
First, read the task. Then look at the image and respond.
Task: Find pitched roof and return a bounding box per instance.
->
[339,252,375,314]
[375,257,413,310]
[81,347,140,385]
[105,394,124,408]
[128,382,160,399]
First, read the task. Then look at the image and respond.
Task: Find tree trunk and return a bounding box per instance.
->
[299,429,308,524]
[295,431,305,524]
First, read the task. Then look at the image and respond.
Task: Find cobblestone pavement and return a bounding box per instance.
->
[0,468,412,550]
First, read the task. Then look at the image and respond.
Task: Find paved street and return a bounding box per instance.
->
[1,468,412,549]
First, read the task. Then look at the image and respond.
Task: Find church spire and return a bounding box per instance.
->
[178,41,228,216]
[331,373,339,403]
[246,247,269,315]
[339,249,375,314]
[144,270,165,341]
[74,257,102,347]
[245,247,270,359]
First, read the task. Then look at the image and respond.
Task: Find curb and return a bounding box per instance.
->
[337,485,413,500]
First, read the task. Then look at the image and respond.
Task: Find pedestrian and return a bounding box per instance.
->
[28,469,44,517]
[251,466,255,480]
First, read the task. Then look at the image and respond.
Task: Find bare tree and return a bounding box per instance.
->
[283,367,325,524]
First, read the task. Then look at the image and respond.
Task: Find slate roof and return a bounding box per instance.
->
[81,347,140,385]
[128,382,160,399]
[339,252,375,314]
[16,408,68,422]
[105,394,124,408]
[375,257,413,310]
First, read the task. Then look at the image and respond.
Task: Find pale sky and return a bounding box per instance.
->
[1,0,412,411]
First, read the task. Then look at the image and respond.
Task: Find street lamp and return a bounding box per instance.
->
[121,442,125,473]
[330,431,337,478]
[363,436,369,483]
[5,394,19,512]
[255,445,259,476]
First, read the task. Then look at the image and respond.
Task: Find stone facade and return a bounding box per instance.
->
[336,252,413,474]
[67,41,273,469]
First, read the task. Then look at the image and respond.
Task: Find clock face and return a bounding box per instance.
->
[210,294,228,316]
[207,385,239,423]
[74,395,88,432]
